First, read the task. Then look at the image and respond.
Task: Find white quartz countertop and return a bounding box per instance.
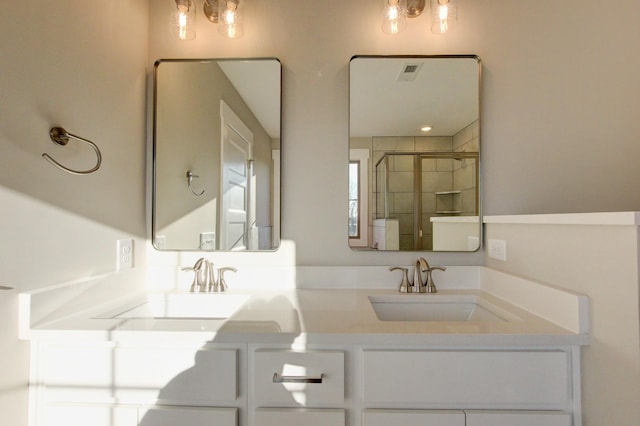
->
[24,281,588,347]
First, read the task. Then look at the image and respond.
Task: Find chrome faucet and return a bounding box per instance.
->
[182,258,236,293]
[390,257,447,293]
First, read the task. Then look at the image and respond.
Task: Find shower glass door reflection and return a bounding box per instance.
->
[375,152,478,251]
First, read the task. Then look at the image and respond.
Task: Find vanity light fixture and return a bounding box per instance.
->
[430,0,456,34]
[171,0,196,40]
[421,126,432,132]
[380,0,457,35]
[203,0,244,39]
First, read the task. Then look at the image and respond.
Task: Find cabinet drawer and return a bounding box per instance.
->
[255,408,345,426]
[363,350,570,405]
[115,346,238,404]
[363,409,465,426]
[41,344,238,404]
[252,350,344,406]
[465,410,572,426]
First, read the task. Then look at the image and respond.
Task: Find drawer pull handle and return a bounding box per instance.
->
[272,372,325,384]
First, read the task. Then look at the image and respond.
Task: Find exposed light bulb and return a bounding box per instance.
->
[430,0,456,34]
[382,0,407,35]
[219,0,244,39]
[438,3,449,32]
[172,0,196,40]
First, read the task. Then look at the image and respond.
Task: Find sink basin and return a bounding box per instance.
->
[104,293,250,319]
[369,294,515,322]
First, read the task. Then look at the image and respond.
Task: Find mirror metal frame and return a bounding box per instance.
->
[348,54,482,252]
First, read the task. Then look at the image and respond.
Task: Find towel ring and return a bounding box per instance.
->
[42,127,102,175]
[186,171,205,196]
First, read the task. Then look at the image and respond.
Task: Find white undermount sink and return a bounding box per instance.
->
[103,293,250,319]
[368,294,517,322]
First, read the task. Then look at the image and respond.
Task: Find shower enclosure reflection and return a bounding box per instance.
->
[374,151,478,251]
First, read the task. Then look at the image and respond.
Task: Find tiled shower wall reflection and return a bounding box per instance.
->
[452,121,480,215]
[350,120,478,251]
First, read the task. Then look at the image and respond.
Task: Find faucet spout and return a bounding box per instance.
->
[413,257,429,293]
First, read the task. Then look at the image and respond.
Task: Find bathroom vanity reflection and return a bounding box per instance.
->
[349,56,481,251]
[153,58,281,251]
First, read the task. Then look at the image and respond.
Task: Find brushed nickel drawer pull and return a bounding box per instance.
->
[272,372,325,384]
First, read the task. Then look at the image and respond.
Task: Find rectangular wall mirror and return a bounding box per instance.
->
[153,58,281,251]
[349,55,481,252]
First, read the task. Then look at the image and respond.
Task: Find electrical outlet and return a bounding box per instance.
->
[488,239,507,261]
[117,239,134,270]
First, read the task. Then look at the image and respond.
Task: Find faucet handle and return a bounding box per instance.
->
[217,267,237,292]
[182,266,199,292]
[390,266,412,293]
[182,258,206,292]
[425,266,446,293]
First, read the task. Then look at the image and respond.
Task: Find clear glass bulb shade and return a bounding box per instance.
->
[430,0,456,34]
[218,0,244,39]
[382,0,408,35]
[171,0,196,40]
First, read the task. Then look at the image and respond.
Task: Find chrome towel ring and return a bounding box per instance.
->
[42,127,102,175]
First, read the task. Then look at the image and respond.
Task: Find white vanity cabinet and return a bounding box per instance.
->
[29,340,243,426]
[30,341,580,426]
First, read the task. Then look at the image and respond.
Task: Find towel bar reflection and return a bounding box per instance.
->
[186,171,205,196]
[42,127,102,175]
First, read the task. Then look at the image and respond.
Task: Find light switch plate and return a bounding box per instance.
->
[488,239,507,261]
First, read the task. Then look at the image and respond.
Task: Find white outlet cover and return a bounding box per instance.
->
[117,239,134,270]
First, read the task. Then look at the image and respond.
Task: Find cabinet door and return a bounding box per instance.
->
[465,410,572,426]
[255,408,345,426]
[139,406,237,426]
[363,409,465,426]
[43,404,137,426]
